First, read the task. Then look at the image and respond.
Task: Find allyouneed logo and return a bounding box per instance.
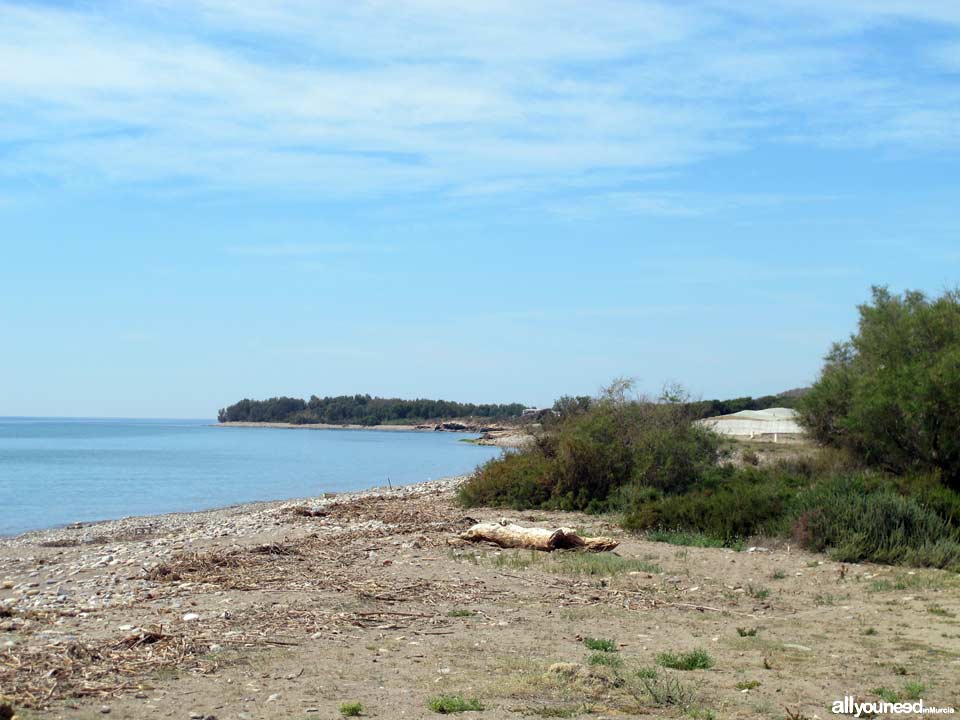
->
[832,696,956,716]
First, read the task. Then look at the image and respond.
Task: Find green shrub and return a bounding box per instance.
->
[587,651,623,667]
[622,466,796,542]
[583,637,617,652]
[427,695,484,713]
[339,702,363,717]
[459,381,718,512]
[457,451,554,509]
[656,648,714,671]
[790,475,960,570]
[799,286,960,490]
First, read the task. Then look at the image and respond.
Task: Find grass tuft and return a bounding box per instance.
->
[582,637,616,652]
[427,695,484,714]
[586,651,623,668]
[656,648,714,671]
[339,702,363,717]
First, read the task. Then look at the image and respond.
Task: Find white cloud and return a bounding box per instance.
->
[1,1,959,200]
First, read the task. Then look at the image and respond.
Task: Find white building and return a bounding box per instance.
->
[698,407,803,441]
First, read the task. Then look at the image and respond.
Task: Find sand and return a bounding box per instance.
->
[1,478,958,719]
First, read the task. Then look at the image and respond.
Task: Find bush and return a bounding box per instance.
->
[459,381,718,512]
[790,475,960,570]
[457,451,554,509]
[799,286,960,489]
[622,466,798,543]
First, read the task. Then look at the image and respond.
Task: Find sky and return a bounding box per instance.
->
[1,1,959,418]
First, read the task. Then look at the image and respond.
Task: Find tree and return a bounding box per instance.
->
[799,286,960,489]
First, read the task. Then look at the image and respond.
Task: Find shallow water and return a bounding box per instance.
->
[0,417,501,536]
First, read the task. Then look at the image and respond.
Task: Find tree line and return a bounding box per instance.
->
[217,394,528,425]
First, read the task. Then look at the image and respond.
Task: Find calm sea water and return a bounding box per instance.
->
[0,418,502,537]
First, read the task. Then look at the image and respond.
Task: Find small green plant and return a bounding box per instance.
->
[747,584,770,600]
[447,609,476,617]
[737,627,758,637]
[902,681,925,700]
[587,651,623,668]
[656,648,714,671]
[548,553,661,576]
[339,702,363,717]
[736,679,761,690]
[874,687,899,703]
[893,666,908,676]
[862,627,877,636]
[632,674,694,708]
[646,530,739,550]
[636,666,658,679]
[687,709,716,720]
[927,604,956,618]
[583,637,617,652]
[771,568,787,580]
[427,695,484,714]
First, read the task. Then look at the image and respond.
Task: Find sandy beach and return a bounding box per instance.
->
[215,421,530,448]
[2,476,958,719]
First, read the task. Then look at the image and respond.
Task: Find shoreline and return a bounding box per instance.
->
[216,419,531,448]
[0,475,467,547]
[214,421,426,431]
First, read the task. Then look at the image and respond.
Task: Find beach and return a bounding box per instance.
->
[215,421,531,448]
[3,476,958,718]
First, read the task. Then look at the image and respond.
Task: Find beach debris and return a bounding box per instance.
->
[288,506,328,518]
[458,520,618,552]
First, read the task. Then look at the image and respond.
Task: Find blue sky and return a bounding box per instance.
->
[1,0,959,418]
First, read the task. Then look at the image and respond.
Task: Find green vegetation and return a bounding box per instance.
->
[799,286,960,490]
[582,637,617,652]
[461,380,720,513]
[656,648,714,671]
[218,393,526,425]
[458,289,960,573]
[587,651,623,668]
[736,627,758,637]
[427,695,485,714]
[631,674,695,707]
[736,679,761,690]
[339,702,364,717]
[927,604,955,617]
[447,609,477,617]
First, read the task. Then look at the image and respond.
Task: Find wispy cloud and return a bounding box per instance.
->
[226,242,390,257]
[1,1,959,201]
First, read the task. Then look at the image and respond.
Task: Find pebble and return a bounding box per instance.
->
[100,705,111,714]
[267,693,281,702]
[182,612,200,622]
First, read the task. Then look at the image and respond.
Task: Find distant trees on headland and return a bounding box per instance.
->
[217,394,528,426]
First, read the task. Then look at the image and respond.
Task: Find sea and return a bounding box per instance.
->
[0,417,502,537]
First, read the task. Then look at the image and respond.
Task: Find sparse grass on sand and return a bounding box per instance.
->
[582,637,616,652]
[427,695,485,714]
[656,648,715,671]
[489,549,660,575]
[339,701,363,717]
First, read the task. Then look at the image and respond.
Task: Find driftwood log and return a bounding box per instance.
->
[459,521,618,552]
